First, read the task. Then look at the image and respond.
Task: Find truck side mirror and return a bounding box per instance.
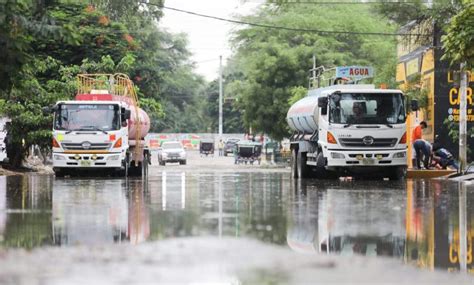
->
[411,99,419,111]
[123,110,131,120]
[318,97,328,115]
[42,105,58,115]
[318,96,328,108]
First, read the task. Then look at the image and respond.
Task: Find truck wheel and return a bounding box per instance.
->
[297,151,311,179]
[142,155,149,177]
[117,160,129,177]
[291,149,298,178]
[129,161,142,176]
[388,166,406,181]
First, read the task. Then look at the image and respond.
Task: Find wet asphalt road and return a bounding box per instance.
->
[1,150,473,278]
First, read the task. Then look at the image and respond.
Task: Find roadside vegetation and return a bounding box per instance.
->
[224,0,473,140]
[0,0,232,168]
[0,0,471,167]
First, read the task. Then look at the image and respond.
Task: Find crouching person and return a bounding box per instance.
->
[432,145,459,170]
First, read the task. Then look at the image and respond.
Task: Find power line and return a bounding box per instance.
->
[260,1,432,4]
[148,4,431,38]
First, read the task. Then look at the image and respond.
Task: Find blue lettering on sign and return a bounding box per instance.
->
[336,66,374,79]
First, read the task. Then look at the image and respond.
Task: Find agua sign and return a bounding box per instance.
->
[336,66,374,80]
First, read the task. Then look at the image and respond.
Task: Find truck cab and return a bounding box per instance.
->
[287,66,410,180]
[317,85,407,176]
[51,99,131,176]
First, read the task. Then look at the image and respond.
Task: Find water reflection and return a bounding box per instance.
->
[404,180,474,273]
[0,172,288,248]
[0,175,53,248]
[288,180,406,257]
[288,179,474,273]
[0,172,473,274]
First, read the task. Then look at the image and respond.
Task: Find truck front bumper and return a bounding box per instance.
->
[323,148,407,168]
[52,152,124,168]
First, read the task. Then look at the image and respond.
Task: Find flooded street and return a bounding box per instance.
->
[0,152,473,283]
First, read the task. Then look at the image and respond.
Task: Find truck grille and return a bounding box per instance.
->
[339,138,398,148]
[62,142,111,151]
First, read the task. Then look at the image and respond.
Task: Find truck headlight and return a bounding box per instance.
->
[107,155,120,161]
[393,152,406,158]
[54,155,65,160]
[331,152,345,159]
[180,151,186,157]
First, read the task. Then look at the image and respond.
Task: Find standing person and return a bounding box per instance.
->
[413,139,432,170]
[412,121,427,141]
[218,139,224,156]
[411,121,427,167]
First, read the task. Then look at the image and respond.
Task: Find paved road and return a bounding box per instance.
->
[150,149,288,173]
[0,154,473,284]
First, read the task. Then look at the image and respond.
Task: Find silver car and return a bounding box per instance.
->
[158,141,187,165]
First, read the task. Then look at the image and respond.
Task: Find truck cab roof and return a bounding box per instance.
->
[55,100,129,107]
[308,84,403,97]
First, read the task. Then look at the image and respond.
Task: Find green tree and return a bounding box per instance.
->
[0,1,157,167]
[441,3,474,68]
[228,3,398,139]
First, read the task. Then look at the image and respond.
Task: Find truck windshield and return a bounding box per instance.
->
[54,104,120,131]
[329,93,405,125]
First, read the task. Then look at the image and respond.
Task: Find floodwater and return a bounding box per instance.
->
[0,172,473,274]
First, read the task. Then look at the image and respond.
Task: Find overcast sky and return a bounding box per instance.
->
[161,0,262,81]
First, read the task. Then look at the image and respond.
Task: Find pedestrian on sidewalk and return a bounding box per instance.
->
[218,139,224,156]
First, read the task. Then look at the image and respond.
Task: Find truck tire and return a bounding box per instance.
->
[297,151,311,179]
[142,155,149,177]
[314,152,327,179]
[291,149,298,178]
[117,159,129,177]
[388,166,406,181]
[129,161,142,176]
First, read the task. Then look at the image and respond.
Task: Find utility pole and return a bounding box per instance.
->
[459,62,467,172]
[219,55,223,140]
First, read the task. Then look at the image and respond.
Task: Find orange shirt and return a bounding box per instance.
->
[412,125,422,141]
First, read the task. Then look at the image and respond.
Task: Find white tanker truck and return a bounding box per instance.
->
[287,66,415,180]
[49,74,151,177]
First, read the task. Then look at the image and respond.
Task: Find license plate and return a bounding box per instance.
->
[362,158,375,165]
[80,160,91,167]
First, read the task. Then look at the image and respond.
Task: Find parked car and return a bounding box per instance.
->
[158,141,186,165]
[223,138,240,156]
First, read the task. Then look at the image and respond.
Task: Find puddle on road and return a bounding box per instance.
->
[0,173,473,274]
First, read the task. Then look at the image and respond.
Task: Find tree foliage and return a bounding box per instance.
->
[227,3,398,139]
[441,3,474,68]
[0,0,207,167]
